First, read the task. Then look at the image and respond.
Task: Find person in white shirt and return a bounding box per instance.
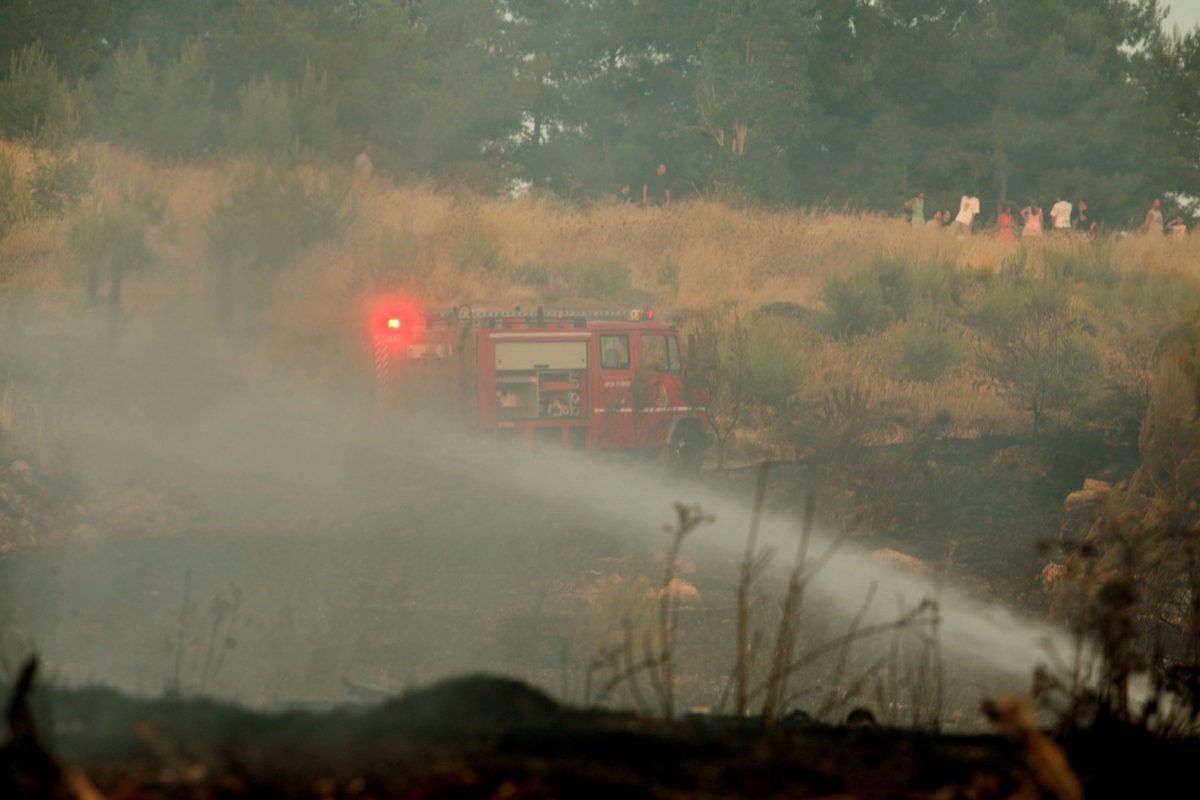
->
[951,194,980,234]
[1049,197,1072,233]
[354,143,373,186]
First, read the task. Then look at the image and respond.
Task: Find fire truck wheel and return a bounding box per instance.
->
[666,423,705,474]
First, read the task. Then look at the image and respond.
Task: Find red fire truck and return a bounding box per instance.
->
[370,302,710,468]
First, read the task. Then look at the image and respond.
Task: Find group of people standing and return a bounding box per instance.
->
[1140,198,1191,237]
[612,163,1190,238]
[904,192,986,233]
[904,192,1189,239]
[617,162,673,206]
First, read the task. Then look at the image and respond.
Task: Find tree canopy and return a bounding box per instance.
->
[0,0,1195,223]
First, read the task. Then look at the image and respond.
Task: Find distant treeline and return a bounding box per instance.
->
[0,1,1196,223]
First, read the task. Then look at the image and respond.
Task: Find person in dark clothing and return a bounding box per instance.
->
[1077,200,1100,234]
[643,162,671,207]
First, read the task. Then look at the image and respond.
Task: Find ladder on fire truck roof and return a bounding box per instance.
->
[426,305,658,324]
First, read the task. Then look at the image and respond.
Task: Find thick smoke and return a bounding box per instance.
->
[0,300,1070,726]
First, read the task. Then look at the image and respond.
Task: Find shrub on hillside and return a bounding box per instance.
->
[892,304,965,383]
[973,273,1104,437]
[454,232,502,273]
[206,169,352,266]
[823,256,972,340]
[656,261,680,292]
[913,259,972,308]
[205,167,353,326]
[1087,277,1194,435]
[822,266,889,338]
[512,263,550,288]
[32,151,94,216]
[743,316,805,420]
[688,313,805,467]
[874,256,915,318]
[572,260,630,301]
[0,42,83,149]
[68,187,165,318]
[779,377,891,464]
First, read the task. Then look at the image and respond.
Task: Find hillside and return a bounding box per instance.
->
[3,141,1199,450]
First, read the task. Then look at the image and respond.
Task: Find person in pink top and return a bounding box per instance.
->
[997,205,1016,241]
[1021,203,1043,237]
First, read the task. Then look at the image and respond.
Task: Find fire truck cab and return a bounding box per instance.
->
[371,305,710,468]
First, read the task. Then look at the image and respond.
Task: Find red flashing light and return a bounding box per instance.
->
[369,296,422,341]
[645,309,655,320]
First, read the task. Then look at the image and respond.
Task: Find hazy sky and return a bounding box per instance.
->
[1166,0,1200,32]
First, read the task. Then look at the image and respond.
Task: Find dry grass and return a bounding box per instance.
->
[0,139,38,182]
[0,217,68,291]
[5,140,1200,310]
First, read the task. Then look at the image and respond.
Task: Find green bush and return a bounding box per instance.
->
[820,255,972,339]
[572,260,630,300]
[913,260,971,308]
[656,261,680,291]
[207,168,352,267]
[892,305,965,383]
[206,167,353,324]
[454,231,502,273]
[688,314,805,467]
[974,271,1067,334]
[874,256,914,318]
[972,273,1104,436]
[223,75,293,153]
[822,264,892,338]
[32,152,94,216]
[0,41,83,149]
[68,187,165,314]
[743,316,804,417]
[512,263,550,288]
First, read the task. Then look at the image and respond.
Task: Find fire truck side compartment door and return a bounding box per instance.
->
[495,342,587,371]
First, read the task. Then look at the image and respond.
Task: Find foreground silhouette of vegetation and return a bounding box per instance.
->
[3,653,1199,799]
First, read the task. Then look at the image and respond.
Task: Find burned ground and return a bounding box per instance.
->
[4,667,1197,799]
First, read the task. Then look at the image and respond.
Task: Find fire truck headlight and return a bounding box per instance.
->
[387,317,401,330]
